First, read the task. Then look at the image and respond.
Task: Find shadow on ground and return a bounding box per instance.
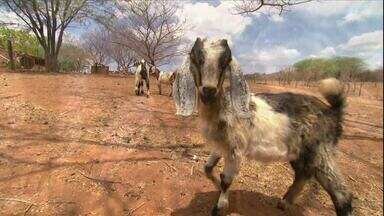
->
[172,190,306,216]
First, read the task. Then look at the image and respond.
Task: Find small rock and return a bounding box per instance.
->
[192,155,198,161]
[123,137,131,143]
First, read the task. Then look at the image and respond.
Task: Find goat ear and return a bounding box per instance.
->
[227,59,251,118]
[173,58,196,116]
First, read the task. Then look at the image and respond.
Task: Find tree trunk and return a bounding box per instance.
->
[150,59,155,67]
[45,52,59,72]
[7,37,15,70]
[358,82,363,96]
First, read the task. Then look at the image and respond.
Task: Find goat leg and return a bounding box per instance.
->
[204,152,221,190]
[314,152,353,216]
[212,149,240,216]
[278,174,308,210]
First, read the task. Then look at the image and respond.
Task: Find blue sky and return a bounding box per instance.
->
[177,0,383,73]
[1,0,383,74]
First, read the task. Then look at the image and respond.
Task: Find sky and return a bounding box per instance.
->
[1,0,383,74]
[176,0,383,73]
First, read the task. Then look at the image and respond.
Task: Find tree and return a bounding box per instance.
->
[0,0,98,72]
[105,0,185,67]
[293,56,367,84]
[105,27,137,72]
[0,26,43,57]
[82,27,110,65]
[233,0,313,15]
[107,42,136,72]
[59,42,89,72]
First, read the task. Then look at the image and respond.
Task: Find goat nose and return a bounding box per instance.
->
[202,86,217,97]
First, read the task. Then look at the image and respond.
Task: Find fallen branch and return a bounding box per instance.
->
[163,162,177,172]
[348,175,357,183]
[0,94,21,100]
[128,202,145,215]
[372,182,383,192]
[24,204,34,216]
[0,197,76,207]
[78,171,124,184]
[0,197,37,205]
[47,200,77,205]
[190,165,194,176]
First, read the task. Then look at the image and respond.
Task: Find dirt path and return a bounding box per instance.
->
[0,71,382,216]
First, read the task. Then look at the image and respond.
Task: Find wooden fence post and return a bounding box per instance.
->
[7,36,15,70]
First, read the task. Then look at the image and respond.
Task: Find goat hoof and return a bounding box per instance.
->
[277,199,290,211]
[211,205,220,216]
[204,165,212,174]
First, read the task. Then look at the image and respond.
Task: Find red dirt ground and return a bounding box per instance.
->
[0,69,382,216]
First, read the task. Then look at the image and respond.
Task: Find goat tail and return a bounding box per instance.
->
[319,78,346,124]
[319,78,345,110]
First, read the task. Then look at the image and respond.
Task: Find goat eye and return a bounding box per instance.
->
[198,57,204,65]
[220,57,231,70]
[191,50,205,66]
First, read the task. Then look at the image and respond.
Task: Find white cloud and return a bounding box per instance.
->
[341,2,383,24]
[294,0,383,24]
[177,1,252,43]
[339,30,383,51]
[319,46,336,57]
[308,30,383,70]
[0,10,25,28]
[270,14,284,23]
[293,1,352,16]
[240,46,301,73]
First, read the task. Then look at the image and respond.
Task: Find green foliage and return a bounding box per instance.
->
[58,43,89,72]
[0,26,44,57]
[0,26,89,72]
[293,56,367,80]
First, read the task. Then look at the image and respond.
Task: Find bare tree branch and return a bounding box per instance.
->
[98,0,186,67]
[81,27,111,65]
[233,0,313,15]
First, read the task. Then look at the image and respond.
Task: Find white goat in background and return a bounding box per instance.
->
[134,59,150,97]
[150,65,176,96]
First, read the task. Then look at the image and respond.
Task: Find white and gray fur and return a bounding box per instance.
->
[150,65,176,96]
[134,59,150,97]
[173,38,353,216]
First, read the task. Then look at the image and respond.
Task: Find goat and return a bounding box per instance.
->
[134,59,150,97]
[173,38,353,216]
[150,65,176,96]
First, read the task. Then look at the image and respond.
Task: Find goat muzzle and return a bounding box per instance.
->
[200,86,218,105]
